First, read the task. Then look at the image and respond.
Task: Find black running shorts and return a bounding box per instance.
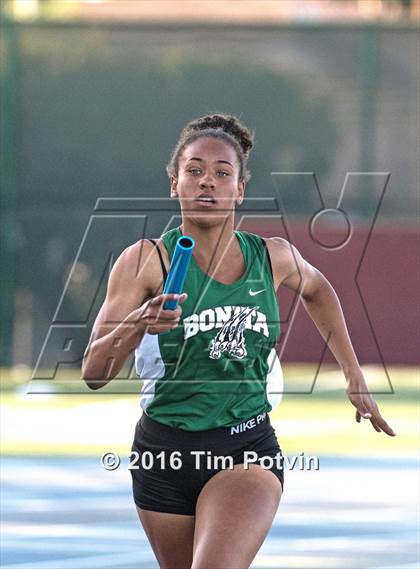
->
[130,411,284,515]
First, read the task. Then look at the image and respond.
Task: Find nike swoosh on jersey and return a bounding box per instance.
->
[249,288,266,296]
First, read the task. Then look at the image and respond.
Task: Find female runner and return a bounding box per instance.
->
[82,114,395,569]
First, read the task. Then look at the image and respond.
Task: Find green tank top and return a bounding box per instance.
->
[134,227,282,431]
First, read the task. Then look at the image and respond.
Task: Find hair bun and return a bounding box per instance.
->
[186,114,254,157]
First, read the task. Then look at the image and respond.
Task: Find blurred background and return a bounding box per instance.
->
[1,1,419,569]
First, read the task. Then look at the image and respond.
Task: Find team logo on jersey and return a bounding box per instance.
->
[183,305,269,360]
[209,306,255,360]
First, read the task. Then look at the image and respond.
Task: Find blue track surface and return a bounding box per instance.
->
[1,456,418,569]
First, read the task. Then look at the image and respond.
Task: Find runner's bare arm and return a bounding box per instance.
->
[266,237,360,373]
[266,237,395,436]
[81,240,186,389]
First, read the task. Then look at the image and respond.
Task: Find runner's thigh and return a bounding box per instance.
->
[137,507,195,569]
[192,464,282,569]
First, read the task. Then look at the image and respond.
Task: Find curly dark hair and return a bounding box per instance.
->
[166,114,254,182]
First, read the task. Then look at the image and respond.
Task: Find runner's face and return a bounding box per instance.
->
[171,137,245,226]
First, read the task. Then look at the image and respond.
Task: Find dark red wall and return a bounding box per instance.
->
[242,221,419,365]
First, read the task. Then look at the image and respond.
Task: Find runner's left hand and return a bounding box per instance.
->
[346,375,396,437]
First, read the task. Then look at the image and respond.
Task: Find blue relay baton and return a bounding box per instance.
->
[163,235,195,310]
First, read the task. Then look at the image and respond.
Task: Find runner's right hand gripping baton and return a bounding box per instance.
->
[163,236,195,310]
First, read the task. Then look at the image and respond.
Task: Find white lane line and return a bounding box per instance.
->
[251,554,343,568]
[1,550,157,569]
[1,523,140,539]
[2,540,148,553]
[376,565,420,569]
